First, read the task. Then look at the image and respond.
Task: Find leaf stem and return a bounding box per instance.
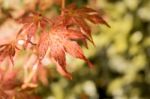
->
[62,0,65,9]
[61,0,65,15]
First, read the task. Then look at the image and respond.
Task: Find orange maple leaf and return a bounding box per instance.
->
[37,25,93,79]
[17,13,52,48]
[61,4,110,41]
[0,43,18,65]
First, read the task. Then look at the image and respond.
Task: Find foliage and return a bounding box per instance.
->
[0,0,108,98]
[0,0,150,99]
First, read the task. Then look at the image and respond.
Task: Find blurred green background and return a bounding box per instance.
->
[0,0,150,99]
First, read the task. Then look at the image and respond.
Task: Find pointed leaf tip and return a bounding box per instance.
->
[56,64,72,80]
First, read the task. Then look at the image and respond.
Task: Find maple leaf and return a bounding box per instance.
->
[0,43,18,65]
[17,13,52,48]
[47,26,93,79]
[64,4,110,26]
[61,4,110,42]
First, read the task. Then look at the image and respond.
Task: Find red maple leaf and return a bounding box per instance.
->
[0,43,18,65]
[61,4,110,41]
[37,25,93,79]
[17,12,52,48]
[35,5,110,79]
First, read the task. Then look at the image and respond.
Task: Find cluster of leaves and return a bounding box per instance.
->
[0,1,109,98]
[0,4,108,79]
